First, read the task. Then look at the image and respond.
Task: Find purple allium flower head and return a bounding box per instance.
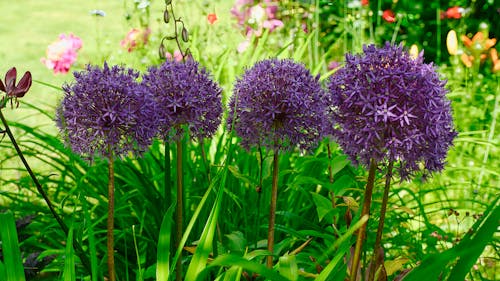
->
[56,63,158,158]
[228,58,326,151]
[141,59,223,142]
[327,43,457,180]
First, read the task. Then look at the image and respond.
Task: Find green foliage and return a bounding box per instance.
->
[0,212,25,281]
[0,0,498,280]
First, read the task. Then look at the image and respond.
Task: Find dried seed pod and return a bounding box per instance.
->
[163,10,170,23]
[159,43,166,59]
[181,27,189,42]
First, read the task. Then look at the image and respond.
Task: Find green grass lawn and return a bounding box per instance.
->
[0,0,160,127]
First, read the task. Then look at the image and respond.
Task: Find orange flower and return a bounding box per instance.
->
[491,48,500,73]
[461,32,496,52]
[207,13,217,25]
[461,53,473,68]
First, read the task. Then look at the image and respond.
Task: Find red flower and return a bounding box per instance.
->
[207,13,217,25]
[442,6,462,19]
[382,10,396,23]
[0,67,32,108]
[361,0,369,6]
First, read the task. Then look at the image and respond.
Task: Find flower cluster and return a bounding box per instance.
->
[41,33,82,74]
[327,43,457,179]
[231,0,283,52]
[0,67,32,108]
[56,63,158,158]
[141,60,222,142]
[228,58,326,151]
[121,27,151,52]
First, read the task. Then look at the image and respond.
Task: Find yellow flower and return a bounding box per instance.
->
[409,44,419,59]
[446,30,458,55]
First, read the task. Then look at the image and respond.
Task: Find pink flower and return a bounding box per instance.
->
[41,33,82,74]
[231,0,283,35]
[164,50,183,62]
[120,27,151,52]
[207,13,218,24]
[382,9,396,23]
[237,39,251,53]
[262,19,284,32]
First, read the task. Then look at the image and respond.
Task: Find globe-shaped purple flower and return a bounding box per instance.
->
[327,43,457,179]
[56,63,158,158]
[228,58,326,151]
[141,59,222,142]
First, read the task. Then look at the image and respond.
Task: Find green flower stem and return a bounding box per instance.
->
[255,145,264,249]
[164,142,171,210]
[327,143,337,226]
[350,158,377,281]
[107,149,116,281]
[369,160,394,281]
[175,139,184,281]
[199,138,211,182]
[0,110,92,273]
[266,149,279,268]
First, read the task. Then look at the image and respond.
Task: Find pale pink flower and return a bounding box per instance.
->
[120,27,151,52]
[164,50,183,62]
[41,33,82,74]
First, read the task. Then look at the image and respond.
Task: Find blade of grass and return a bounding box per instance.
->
[83,196,99,281]
[63,225,75,281]
[184,176,224,280]
[0,211,25,281]
[157,203,176,281]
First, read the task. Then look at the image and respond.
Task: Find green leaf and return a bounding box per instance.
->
[196,254,290,281]
[0,211,25,281]
[184,183,224,280]
[278,254,299,281]
[156,203,176,281]
[62,226,75,281]
[310,192,335,222]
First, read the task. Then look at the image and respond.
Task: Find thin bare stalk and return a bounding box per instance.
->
[350,158,377,281]
[368,160,394,281]
[106,149,116,281]
[266,149,279,268]
[175,139,184,281]
[0,110,91,273]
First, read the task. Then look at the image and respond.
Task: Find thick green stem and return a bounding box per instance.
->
[175,140,183,281]
[107,152,116,281]
[266,149,279,268]
[0,110,91,273]
[369,160,394,281]
[350,158,377,281]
